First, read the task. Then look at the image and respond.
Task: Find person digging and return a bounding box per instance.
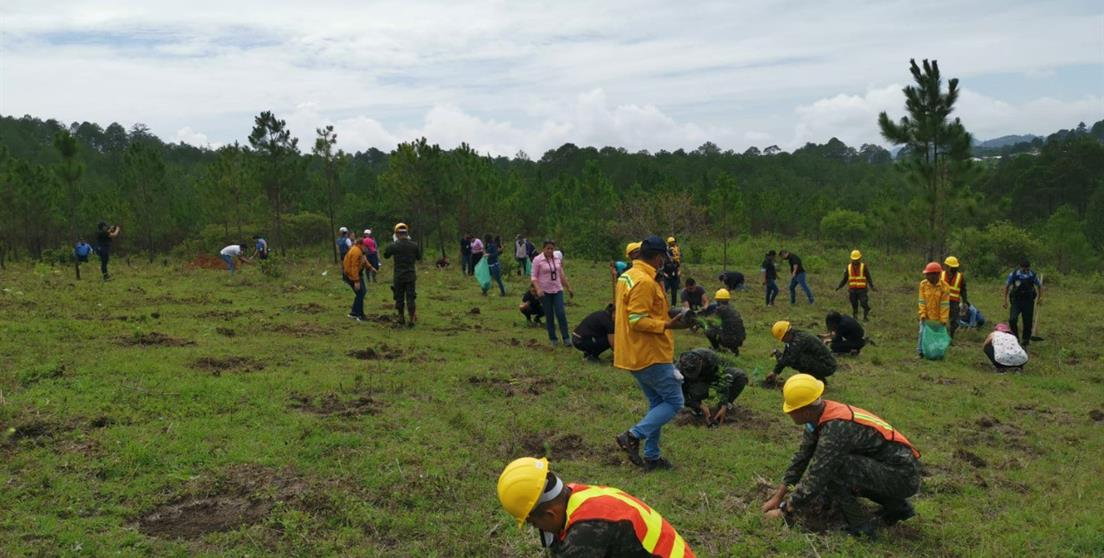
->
[761,374,921,538]
[677,348,749,427]
[497,457,696,557]
[703,288,745,355]
[765,320,837,387]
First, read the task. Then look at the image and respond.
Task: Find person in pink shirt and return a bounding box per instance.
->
[470,236,485,269]
[362,228,380,282]
[530,239,574,347]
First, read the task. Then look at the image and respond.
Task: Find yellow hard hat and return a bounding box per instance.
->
[394,222,408,233]
[625,241,642,258]
[666,236,676,244]
[850,249,862,261]
[944,256,959,268]
[782,374,825,413]
[497,457,549,528]
[714,288,731,301]
[771,320,791,342]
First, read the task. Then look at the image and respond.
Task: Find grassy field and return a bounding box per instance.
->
[1,248,1102,557]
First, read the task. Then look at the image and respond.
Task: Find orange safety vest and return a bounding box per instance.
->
[847,263,867,290]
[817,400,921,459]
[562,483,694,558]
[940,270,963,302]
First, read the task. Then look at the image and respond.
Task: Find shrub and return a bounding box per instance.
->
[820,209,867,245]
[950,221,1042,277]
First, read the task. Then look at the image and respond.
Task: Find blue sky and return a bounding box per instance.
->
[2,0,1101,155]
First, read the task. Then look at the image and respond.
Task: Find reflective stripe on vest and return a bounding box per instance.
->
[817,401,921,459]
[562,483,694,558]
[847,263,867,289]
[940,270,962,302]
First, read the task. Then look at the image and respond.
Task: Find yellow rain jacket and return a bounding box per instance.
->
[917,280,950,324]
[614,260,674,371]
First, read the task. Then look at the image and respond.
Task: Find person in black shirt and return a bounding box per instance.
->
[779,250,814,305]
[718,271,745,291]
[761,250,779,306]
[460,234,472,275]
[572,304,615,362]
[383,223,423,327]
[825,310,866,354]
[94,222,120,280]
[679,278,709,311]
[519,284,544,326]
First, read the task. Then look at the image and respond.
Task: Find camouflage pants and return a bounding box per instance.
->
[704,327,741,356]
[825,453,920,526]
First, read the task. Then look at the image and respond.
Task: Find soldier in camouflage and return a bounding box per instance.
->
[703,288,745,355]
[763,374,921,537]
[677,348,748,426]
[766,327,837,384]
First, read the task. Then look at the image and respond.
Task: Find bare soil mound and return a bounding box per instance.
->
[288,391,382,418]
[190,356,265,374]
[117,332,195,347]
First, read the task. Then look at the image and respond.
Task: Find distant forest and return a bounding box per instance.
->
[1,113,1101,274]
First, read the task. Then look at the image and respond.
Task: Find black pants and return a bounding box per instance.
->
[521,305,543,323]
[826,453,920,527]
[97,245,110,277]
[948,301,961,337]
[849,289,870,319]
[984,344,1021,370]
[515,257,527,275]
[704,328,741,356]
[470,252,483,270]
[666,274,680,305]
[572,335,610,359]
[393,279,417,316]
[830,336,866,354]
[1009,298,1034,346]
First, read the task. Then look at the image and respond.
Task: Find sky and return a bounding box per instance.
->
[2,0,1102,156]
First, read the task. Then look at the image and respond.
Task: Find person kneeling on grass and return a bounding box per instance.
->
[677,348,748,427]
[983,323,1027,373]
[219,243,252,274]
[762,374,921,538]
[766,321,837,385]
[704,289,745,355]
[824,311,866,355]
[572,304,615,362]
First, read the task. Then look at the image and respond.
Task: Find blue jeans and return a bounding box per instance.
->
[542,291,569,342]
[488,263,506,296]
[665,275,680,305]
[765,279,779,305]
[345,277,366,317]
[629,363,684,460]
[789,272,814,304]
[221,254,235,273]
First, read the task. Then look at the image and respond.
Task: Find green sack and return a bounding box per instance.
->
[474,257,492,291]
[921,321,950,360]
[523,258,532,277]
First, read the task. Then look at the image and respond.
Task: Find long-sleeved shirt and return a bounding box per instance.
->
[383,238,422,282]
[713,304,746,344]
[917,280,950,323]
[783,417,919,510]
[531,252,565,294]
[831,315,864,343]
[614,260,674,371]
[837,264,875,290]
[678,348,746,409]
[773,330,836,377]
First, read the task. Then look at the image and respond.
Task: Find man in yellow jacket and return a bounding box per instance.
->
[917,261,950,357]
[614,235,689,471]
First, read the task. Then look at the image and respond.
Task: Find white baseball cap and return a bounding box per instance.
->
[364,229,372,235]
[338,226,349,233]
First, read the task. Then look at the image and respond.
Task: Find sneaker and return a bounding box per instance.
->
[643,457,674,472]
[347,313,364,322]
[615,431,643,466]
[562,339,573,348]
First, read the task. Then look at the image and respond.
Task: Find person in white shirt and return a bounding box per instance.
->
[219,243,251,274]
[983,323,1028,372]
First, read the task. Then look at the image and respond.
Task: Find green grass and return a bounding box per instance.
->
[1,251,1102,557]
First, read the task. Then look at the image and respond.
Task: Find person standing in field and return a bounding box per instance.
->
[470,235,485,270]
[940,256,969,338]
[74,239,93,263]
[219,243,252,274]
[384,223,422,327]
[918,261,951,357]
[761,250,779,306]
[531,240,574,347]
[460,234,473,276]
[342,231,377,321]
[362,229,380,283]
[614,235,689,471]
[483,234,507,296]
[95,221,120,280]
[780,250,814,305]
[1003,259,1043,348]
[336,227,352,263]
[663,236,682,304]
[836,249,875,321]
[514,235,530,276]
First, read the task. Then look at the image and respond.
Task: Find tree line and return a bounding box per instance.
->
[1,107,1100,274]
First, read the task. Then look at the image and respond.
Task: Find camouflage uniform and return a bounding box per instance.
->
[783,420,920,527]
[773,330,837,380]
[704,304,745,355]
[677,348,748,412]
[549,520,657,557]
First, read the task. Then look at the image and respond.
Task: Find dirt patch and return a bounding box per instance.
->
[186,255,228,270]
[759,375,782,389]
[190,356,265,375]
[8,420,55,441]
[216,327,236,337]
[1090,409,1104,422]
[955,448,988,468]
[289,392,382,418]
[195,309,259,320]
[431,324,476,334]
[515,432,590,460]
[117,332,195,347]
[137,465,307,540]
[347,344,406,360]
[272,322,334,337]
[468,307,481,315]
[468,375,553,397]
[286,302,326,314]
[89,416,114,429]
[366,313,400,325]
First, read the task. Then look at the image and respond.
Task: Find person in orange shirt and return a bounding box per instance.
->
[917,261,950,356]
[342,231,377,321]
[614,235,690,471]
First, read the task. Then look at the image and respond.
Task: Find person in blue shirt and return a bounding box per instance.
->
[1003,260,1044,347]
[74,239,93,263]
[252,235,269,259]
[482,234,506,296]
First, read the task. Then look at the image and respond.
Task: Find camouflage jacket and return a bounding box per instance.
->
[713,304,746,343]
[549,520,655,557]
[782,419,918,509]
[678,348,744,409]
[773,330,836,377]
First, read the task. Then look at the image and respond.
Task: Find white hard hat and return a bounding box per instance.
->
[338,226,349,233]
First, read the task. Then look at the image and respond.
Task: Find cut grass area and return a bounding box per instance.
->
[1,253,1102,557]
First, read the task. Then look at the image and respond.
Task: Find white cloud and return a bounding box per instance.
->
[174,126,218,148]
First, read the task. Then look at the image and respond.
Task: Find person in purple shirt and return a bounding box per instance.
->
[470,236,485,269]
[530,239,575,347]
